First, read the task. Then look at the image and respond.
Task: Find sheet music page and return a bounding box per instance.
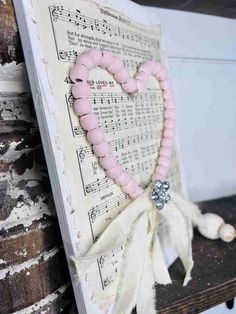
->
[19,0,182,311]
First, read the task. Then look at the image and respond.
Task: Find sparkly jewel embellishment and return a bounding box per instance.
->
[151,180,171,210]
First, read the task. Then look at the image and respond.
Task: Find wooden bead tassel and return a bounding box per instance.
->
[198,213,235,243]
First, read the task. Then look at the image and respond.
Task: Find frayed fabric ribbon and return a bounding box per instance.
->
[71,186,204,314]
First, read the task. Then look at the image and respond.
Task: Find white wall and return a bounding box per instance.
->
[147,8,236,202]
[147,7,236,314]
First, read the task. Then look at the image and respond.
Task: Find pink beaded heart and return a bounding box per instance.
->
[70,49,176,199]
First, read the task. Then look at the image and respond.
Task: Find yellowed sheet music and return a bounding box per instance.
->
[18,0,182,311]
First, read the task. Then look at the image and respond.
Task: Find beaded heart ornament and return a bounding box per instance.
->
[70,48,175,203]
[70,49,235,314]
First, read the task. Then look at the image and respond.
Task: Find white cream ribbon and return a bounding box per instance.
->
[72,186,204,313]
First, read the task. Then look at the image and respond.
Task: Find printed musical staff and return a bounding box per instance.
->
[72,114,161,138]
[84,176,114,194]
[102,269,118,288]
[67,91,163,109]
[98,243,125,289]
[84,158,156,195]
[77,131,160,162]
[65,91,163,138]
[57,49,142,69]
[88,193,129,223]
[49,5,159,51]
[91,91,162,106]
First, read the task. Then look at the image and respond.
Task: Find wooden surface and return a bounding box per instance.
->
[0,1,75,313]
[154,195,236,314]
[0,0,23,65]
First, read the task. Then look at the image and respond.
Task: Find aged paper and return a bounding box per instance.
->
[16,0,182,312]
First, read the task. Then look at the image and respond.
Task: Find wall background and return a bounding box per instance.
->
[146,7,236,202]
[146,6,236,313]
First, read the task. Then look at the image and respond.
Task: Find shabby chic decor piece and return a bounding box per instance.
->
[70,49,236,314]
[14,0,236,312]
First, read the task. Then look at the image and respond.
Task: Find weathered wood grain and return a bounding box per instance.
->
[0,2,76,312]
[19,283,75,314]
[0,120,75,312]
[0,219,60,268]
[0,248,69,312]
[0,0,23,65]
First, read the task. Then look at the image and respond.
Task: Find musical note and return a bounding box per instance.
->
[85,177,114,194]
[49,6,159,49]
[71,114,161,138]
[76,131,160,161]
[97,241,125,268]
[84,158,156,195]
[51,7,59,22]
[58,49,78,62]
[73,126,85,136]
[88,193,129,223]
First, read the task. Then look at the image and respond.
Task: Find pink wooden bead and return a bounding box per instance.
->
[77,53,94,69]
[87,128,104,144]
[139,63,152,75]
[158,69,168,81]
[153,62,162,75]
[158,156,171,167]
[155,165,168,176]
[122,180,137,194]
[160,79,172,90]
[74,98,92,116]
[136,79,146,92]
[122,79,137,93]
[152,172,165,183]
[162,138,174,148]
[146,60,156,68]
[93,141,110,157]
[164,119,176,128]
[100,51,114,68]
[70,64,89,83]
[116,172,131,186]
[72,82,90,98]
[159,147,172,158]
[108,57,124,74]
[129,186,144,199]
[100,154,117,170]
[163,90,174,101]
[164,109,175,119]
[114,68,130,83]
[163,128,175,138]
[106,164,123,179]
[164,100,175,108]
[80,113,98,130]
[88,48,102,66]
[135,72,149,83]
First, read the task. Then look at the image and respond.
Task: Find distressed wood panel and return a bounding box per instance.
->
[0,249,68,312]
[0,1,76,312]
[0,0,23,65]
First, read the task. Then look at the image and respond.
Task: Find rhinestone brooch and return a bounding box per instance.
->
[151,180,171,210]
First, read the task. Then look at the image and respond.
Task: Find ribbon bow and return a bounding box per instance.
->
[72,185,204,314]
